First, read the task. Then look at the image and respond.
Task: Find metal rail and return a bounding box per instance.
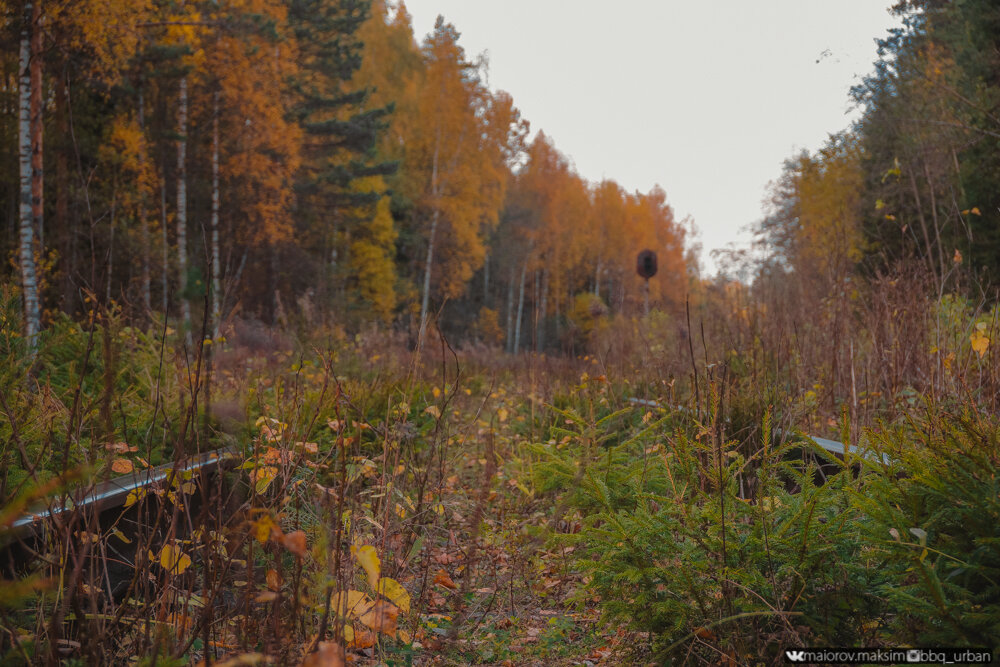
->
[6,398,884,542]
[625,397,890,464]
[7,446,239,540]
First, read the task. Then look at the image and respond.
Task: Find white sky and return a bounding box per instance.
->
[402,1,903,276]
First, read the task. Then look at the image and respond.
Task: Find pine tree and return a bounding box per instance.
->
[288,0,395,321]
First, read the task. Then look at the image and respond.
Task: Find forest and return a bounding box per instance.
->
[0,0,999,664]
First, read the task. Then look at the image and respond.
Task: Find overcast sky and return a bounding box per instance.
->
[402,1,902,276]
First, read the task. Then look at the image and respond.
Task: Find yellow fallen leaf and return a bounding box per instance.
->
[331,590,373,618]
[159,544,192,575]
[376,577,411,613]
[352,545,380,590]
[424,405,441,419]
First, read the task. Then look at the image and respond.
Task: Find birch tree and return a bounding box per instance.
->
[17,0,42,348]
[408,17,524,346]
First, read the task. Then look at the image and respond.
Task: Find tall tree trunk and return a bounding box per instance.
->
[594,259,601,297]
[211,90,221,337]
[505,266,515,353]
[483,252,489,306]
[907,166,937,285]
[923,161,947,288]
[55,67,73,311]
[18,0,42,349]
[161,165,169,315]
[107,175,116,303]
[418,140,441,349]
[139,90,151,312]
[176,76,191,341]
[537,267,549,352]
[513,260,527,355]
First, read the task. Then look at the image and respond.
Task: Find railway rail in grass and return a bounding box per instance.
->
[3,399,884,552]
[625,397,891,465]
[4,445,239,545]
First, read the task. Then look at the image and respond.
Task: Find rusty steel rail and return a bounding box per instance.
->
[7,446,240,541]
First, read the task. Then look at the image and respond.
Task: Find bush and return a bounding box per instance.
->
[530,395,1000,662]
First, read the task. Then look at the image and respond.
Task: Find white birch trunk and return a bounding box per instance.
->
[18,0,41,349]
[418,138,441,349]
[504,266,515,353]
[513,260,527,355]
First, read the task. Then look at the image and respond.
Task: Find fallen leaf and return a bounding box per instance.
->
[358,600,399,637]
[352,545,380,589]
[332,590,373,618]
[347,628,376,650]
[254,591,279,603]
[376,577,410,613]
[433,569,457,590]
[111,458,134,474]
[266,569,281,591]
[198,653,268,667]
[301,642,345,667]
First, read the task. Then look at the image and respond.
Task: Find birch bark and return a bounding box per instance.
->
[18,0,42,349]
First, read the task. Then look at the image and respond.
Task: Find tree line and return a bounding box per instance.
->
[752,0,1000,295]
[0,0,692,352]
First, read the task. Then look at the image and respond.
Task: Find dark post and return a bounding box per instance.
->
[636,249,657,316]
